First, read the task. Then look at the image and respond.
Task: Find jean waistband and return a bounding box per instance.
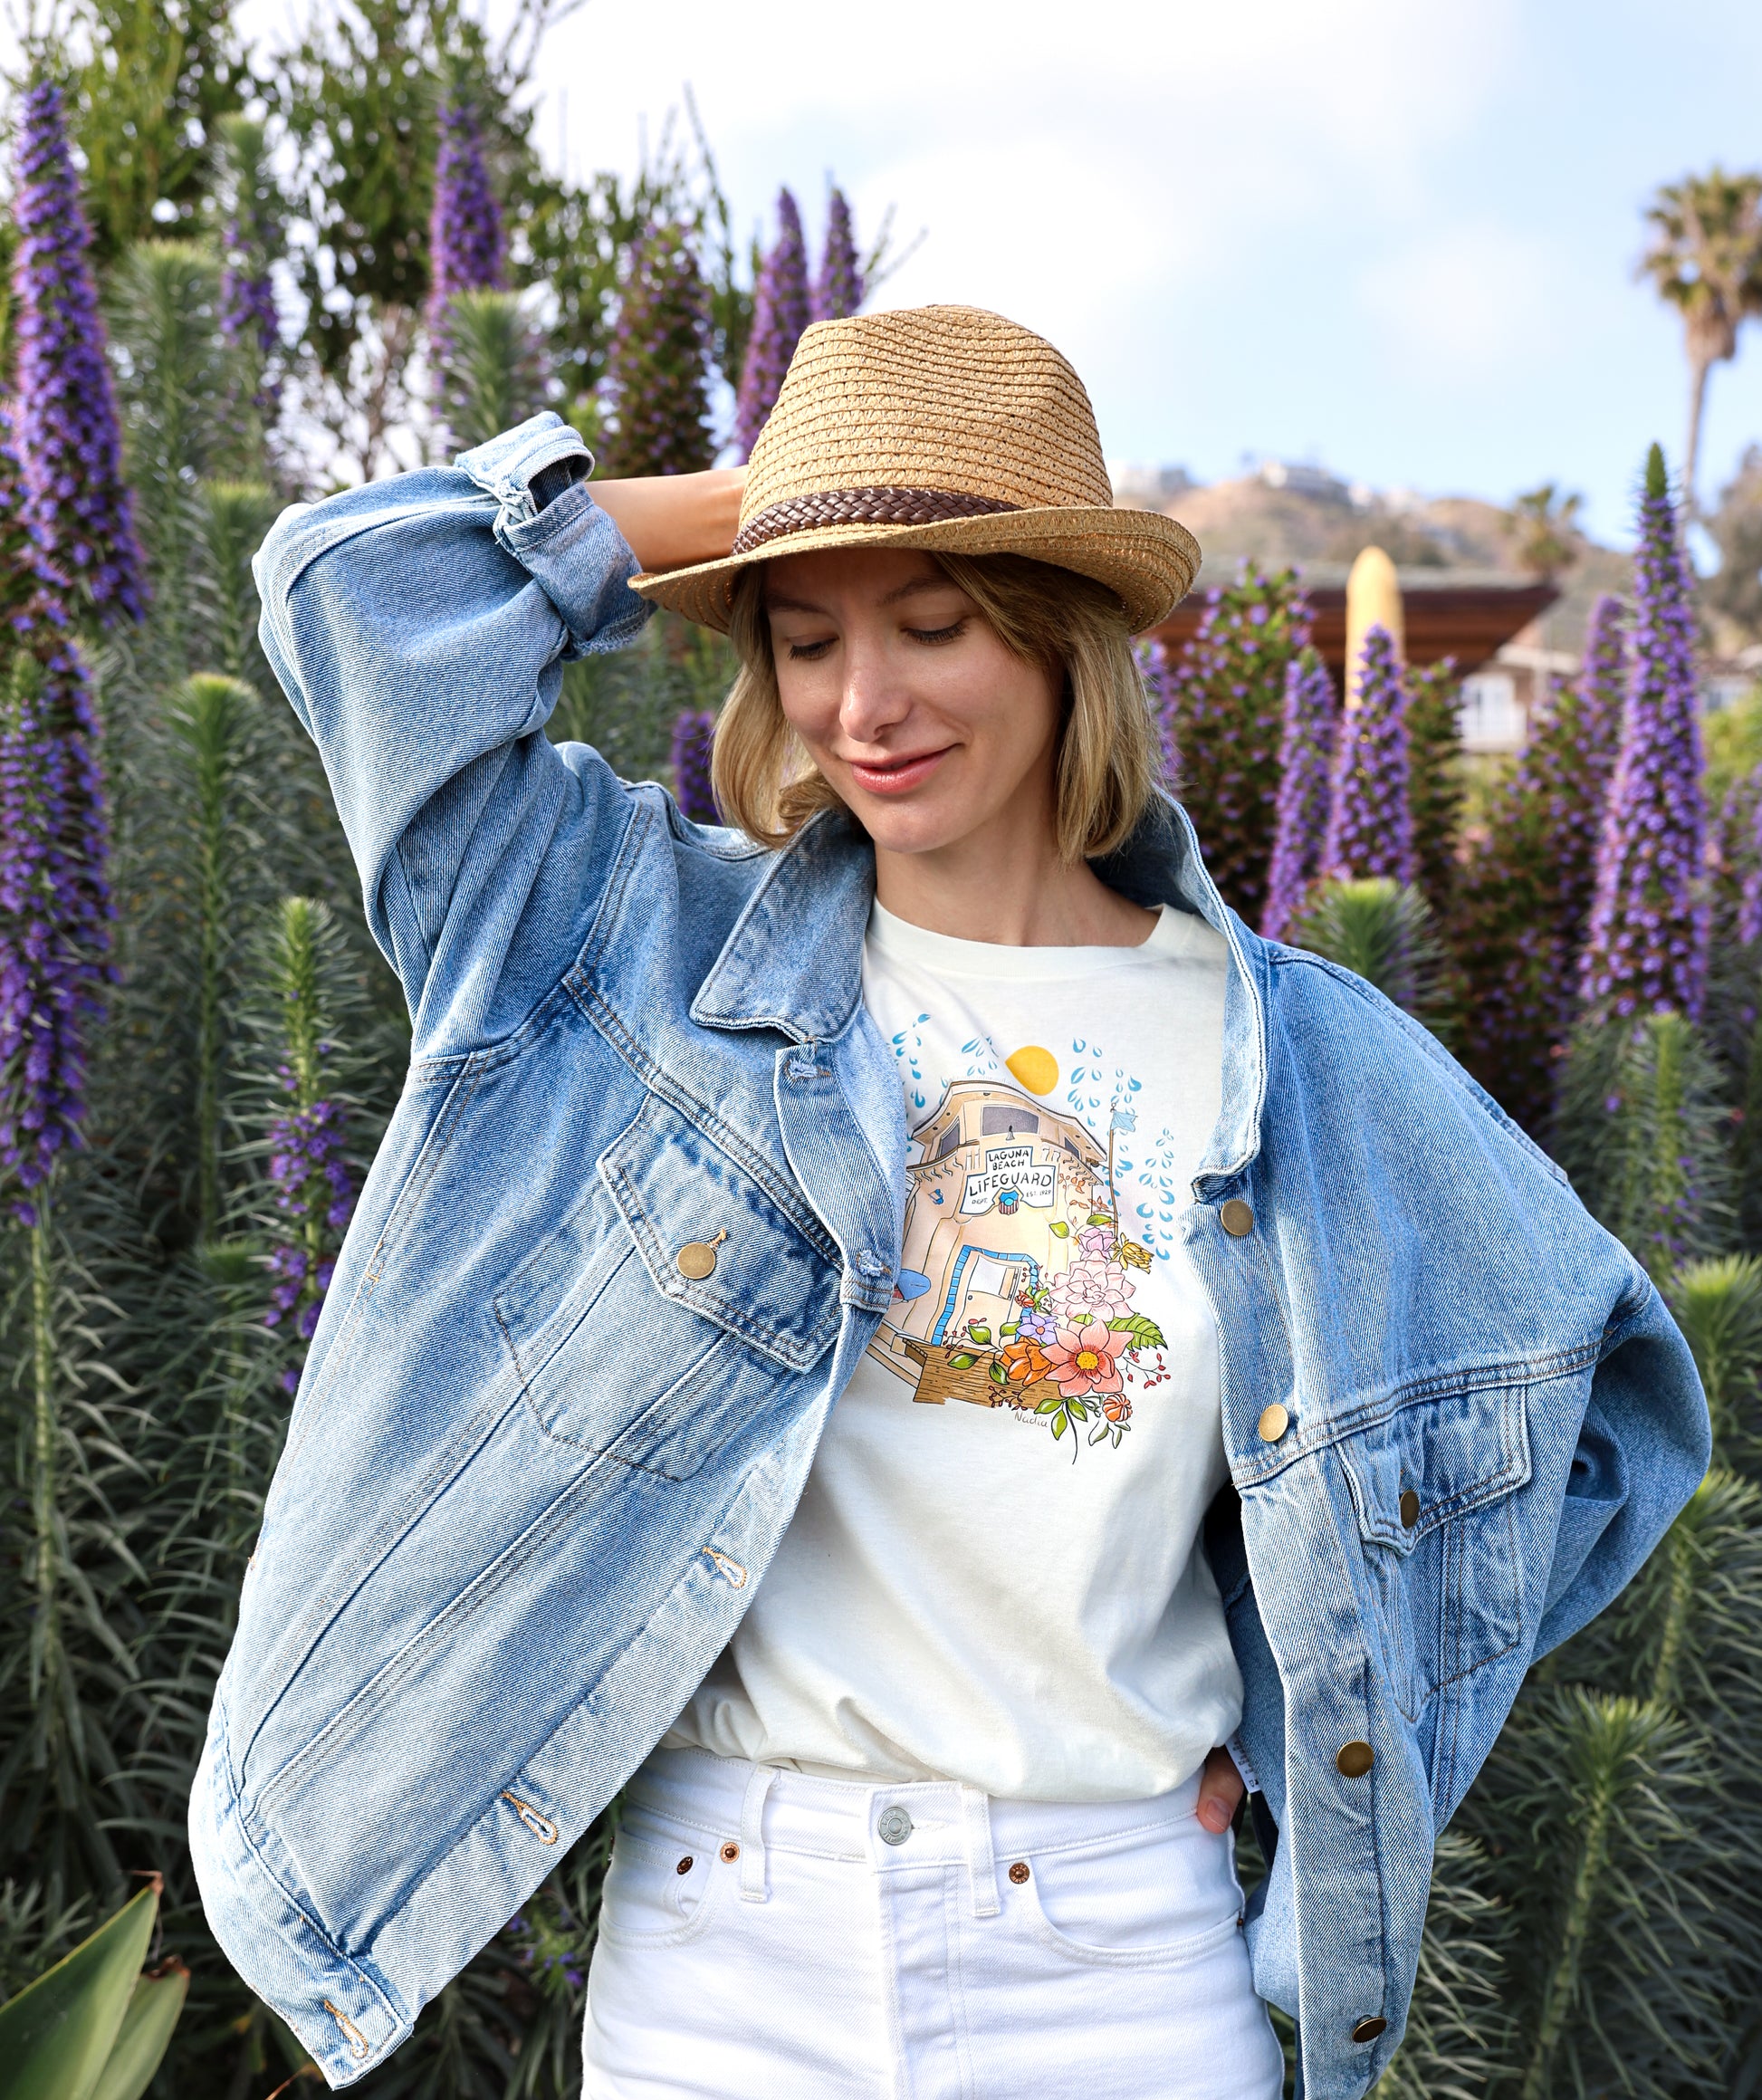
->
[627,1747,1206,1919]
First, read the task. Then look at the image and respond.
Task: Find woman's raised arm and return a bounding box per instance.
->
[591,466,744,572]
[252,415,738,1053]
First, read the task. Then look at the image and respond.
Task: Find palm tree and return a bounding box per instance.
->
[1639,168,1762,512]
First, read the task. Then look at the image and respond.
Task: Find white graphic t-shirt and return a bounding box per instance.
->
[666,899,1242,1802]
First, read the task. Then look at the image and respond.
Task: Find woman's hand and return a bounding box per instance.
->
[591,467,746,573]
[1196,1742,1246,1835]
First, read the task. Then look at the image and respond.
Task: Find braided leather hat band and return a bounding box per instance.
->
[731,486,1019,556]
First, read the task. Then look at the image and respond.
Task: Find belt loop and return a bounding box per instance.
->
[738,1763,776,1903]
[961,1784,1000,1919]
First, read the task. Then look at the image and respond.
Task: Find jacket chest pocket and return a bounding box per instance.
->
[493,1094,842,1479]
[1336,1381,1531,1724]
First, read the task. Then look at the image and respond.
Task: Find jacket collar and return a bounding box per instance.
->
[689,794,1269,1185]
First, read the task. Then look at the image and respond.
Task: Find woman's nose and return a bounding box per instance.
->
[838,639,911,743]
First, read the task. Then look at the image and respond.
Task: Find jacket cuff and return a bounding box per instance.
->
[453,413,647,657]
[454,413,593,532]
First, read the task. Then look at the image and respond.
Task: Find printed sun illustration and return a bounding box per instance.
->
[867,1073,1165,1456]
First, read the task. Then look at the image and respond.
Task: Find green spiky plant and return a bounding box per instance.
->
[1554,1011,1734,1280]
[440,288,551,454]
[1284,875,1452,1034]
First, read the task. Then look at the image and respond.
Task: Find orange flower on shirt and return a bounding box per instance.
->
[1001,1338,1053,1385]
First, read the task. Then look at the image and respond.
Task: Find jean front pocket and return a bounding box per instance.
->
[1013,1817,1245,1971]
[597,1817,724,1950]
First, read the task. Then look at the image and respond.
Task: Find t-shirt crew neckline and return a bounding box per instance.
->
[866,897,1206,983]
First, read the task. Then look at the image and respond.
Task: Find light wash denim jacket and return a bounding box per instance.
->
[190,416,1709,2099]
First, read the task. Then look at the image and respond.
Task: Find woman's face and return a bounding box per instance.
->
[764,547,1062,860]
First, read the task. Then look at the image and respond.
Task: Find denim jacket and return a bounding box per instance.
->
[190,415,1709,2099]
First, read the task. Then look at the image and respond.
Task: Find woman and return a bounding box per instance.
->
[191,307,1708,2100]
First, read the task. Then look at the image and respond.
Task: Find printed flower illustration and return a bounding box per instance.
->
[1014,1292,1058,1347]
[1045,1321,1129,1397]
[1001,1337,1053,1386]
[1049,1259,1135,1325]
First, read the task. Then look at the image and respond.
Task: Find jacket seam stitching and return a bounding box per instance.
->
[1241,1341,1594,1481]
[1269,946,1569,1185]
[568,983,842,1267]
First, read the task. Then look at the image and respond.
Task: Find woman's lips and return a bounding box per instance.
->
[847,747,952,796]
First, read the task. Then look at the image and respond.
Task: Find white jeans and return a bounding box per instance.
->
[582,1748,1284,2100]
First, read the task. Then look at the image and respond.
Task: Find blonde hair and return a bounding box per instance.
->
[709,551,1162,862]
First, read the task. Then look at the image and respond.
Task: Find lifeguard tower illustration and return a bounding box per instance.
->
[869,1077,1109,1406]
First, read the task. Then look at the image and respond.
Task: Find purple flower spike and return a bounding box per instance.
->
[1577,448,1707,1023]
[1262,647,1336,939]
[10,79,146,628]
[1158,561,1309,926]
[217,119,282,413]
[0,645,113,1217]
[427,92,504,367]
[1320,626,1412,884]
[669,709,719,825]
[813,187,863,322]
[734,189,810,458]
[1451,593,1626,1129]
[263,1068,357,1347]
[600,221,714,478]
[1737,770,1762,947]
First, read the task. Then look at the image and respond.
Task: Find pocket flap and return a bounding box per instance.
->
[1340,1380,1530,1553]
[600,1095,841,1371]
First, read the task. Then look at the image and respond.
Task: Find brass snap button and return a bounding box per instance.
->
[1336,1740,1374,1779]
[1351,2017,1388,2044]
[719,1840,740,1864]
[1257,1403,1290,1444]
[675,1855,694,1875]
[1220,1197,1255,1238]
[1008,1860,1030,1884]
[877,1805,914,1846]
[1399,1488,1421,1528]
[675,1230,727,1281]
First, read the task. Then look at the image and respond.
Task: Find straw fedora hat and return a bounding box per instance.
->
[628,304,1201,635]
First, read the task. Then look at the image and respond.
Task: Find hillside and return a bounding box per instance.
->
[1142,472,1631,656]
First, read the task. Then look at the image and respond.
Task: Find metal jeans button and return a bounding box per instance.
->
[877,1805,914,1846]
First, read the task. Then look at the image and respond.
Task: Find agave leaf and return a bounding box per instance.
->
[87,1961,188,2100]
[0,1880,160,2100]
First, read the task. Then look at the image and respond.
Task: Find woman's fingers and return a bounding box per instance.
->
[1196,1742,1246,1834]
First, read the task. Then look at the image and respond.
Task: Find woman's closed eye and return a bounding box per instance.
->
[785,635,837,661]
[905,618,969,647]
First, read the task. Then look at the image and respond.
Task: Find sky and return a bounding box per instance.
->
[504,0,1762,549]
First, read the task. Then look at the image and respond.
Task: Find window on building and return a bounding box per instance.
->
[1460,671,1522,753]
[982,1107,1039,1136]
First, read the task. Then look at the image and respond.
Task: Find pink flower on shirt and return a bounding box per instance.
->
[1045,1321,1129,1397]
[1048,1260,1135,1326]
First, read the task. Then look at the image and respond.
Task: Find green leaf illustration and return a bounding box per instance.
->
[1051,1411,1067,1439]
[1108,1314,1166,1349]
[1049,1221,1070,1238]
